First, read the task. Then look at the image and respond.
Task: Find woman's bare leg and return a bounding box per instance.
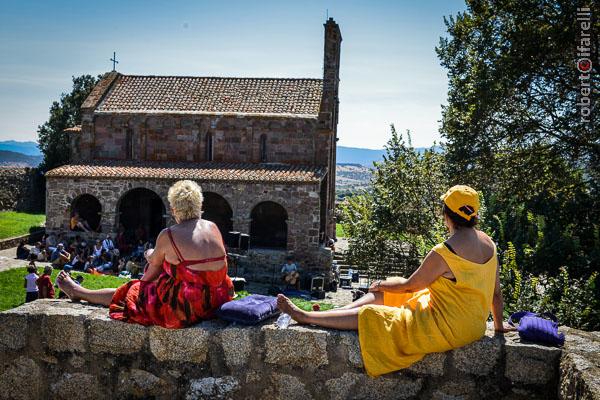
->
[337,291,384,310]
[57,271,116,306]
[277,295,359,330]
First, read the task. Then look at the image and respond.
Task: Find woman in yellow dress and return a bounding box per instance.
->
[277,185,514,376]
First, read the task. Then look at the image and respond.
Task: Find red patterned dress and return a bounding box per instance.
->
[109,229,234,329]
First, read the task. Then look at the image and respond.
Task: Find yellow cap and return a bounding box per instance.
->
[440,185,480,221]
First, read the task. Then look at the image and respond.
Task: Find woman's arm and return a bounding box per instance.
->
[370,250,447,294]
[23,278,27,288]
[141,230,168,282]
[491,261,515,333]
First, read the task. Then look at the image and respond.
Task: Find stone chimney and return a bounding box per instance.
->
[319,18,342,131]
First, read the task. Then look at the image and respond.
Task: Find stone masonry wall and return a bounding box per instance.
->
[1,300,597,400]
[46,176,332,273]
[0,167,44,212]
[72,114,331,167]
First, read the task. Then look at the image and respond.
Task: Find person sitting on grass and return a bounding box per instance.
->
[24,264,39,302]
[57,180,234,329]
[91,240,103,265]
[276,185,515,377]
[96,252,114,273]
[51,244,71,269]
[16,240,30,260]
[36,265,55,299]
[83,255,95,273]
[30,242,47,262]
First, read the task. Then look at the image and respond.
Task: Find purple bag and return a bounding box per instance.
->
[216,294,280,325]
[508,311,565,346]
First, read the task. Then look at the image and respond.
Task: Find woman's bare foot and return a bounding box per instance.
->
[56,271,81,301]
[277,294,308,324]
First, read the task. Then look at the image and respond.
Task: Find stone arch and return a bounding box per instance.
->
[202,192,234,237]
[250,201,288,249]
[70,194,102,232]
[117,188,166,242]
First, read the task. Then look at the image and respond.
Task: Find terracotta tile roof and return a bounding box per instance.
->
[46,161,326,184]
[95,75,323,117]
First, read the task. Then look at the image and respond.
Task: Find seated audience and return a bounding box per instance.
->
[96,252,114,273]
[92,240,103,264]
[16,241,30,260]
[83,255,95,273]
[36,265,55,299]
[65,252,84,270]
[131,239,145,261]
[30,242,47,262]
[51,244,71,268]
[102,234,116,254]
[24,265,39,302]
[57,180,234,329]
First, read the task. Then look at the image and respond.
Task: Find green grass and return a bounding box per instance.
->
[1,269,335,313]
[0,211,45,239]
[0,266,127,312]
[336,223,345,238]
[236,290,335,312]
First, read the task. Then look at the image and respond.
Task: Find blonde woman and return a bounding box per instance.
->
[57,180,234,329]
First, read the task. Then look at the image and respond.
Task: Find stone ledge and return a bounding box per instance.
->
[0,300,597,400]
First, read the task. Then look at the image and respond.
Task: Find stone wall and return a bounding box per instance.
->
[46,176,332,274]
[0,167,44,212]
[72,114,330,167]
[1,300,597,400]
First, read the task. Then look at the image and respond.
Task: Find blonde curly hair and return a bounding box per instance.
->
[167,180,203,222]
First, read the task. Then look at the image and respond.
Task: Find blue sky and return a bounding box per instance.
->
[0,0,466,149]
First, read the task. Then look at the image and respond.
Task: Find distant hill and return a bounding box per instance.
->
[337,146,385,166]
[0,150,43,167]
[0,141,41,156]
[336,163,373,200]
[337,145,441,166]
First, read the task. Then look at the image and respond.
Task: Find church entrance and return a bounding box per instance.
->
[250,201,287,249]
[117,188,165,242]
[202,192,233,237]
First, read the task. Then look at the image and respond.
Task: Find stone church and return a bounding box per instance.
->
[45,19,341,278]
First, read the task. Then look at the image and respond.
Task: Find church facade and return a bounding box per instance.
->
[45,19,341,277]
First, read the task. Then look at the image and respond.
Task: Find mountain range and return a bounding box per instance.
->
[0,141,439,168]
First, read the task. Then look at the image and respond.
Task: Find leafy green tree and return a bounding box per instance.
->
[37,75,98,171]
[437,0,599,188]
[437,0,600,277]
[341,127,447,278]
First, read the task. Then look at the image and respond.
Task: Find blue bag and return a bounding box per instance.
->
[508,311,565,346]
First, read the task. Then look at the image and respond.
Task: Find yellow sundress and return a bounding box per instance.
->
[358,242,497,376]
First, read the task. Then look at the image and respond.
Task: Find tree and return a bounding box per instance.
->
[37,75,99,171]
[436,0,600,277]
[341,126,447,278]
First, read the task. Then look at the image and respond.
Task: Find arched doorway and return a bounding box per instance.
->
[71,194,102,231]
[250,201,288,249]
[118,188,165,242]
[202,192,233,236]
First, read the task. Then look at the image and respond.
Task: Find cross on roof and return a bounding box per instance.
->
[110,51,119,71]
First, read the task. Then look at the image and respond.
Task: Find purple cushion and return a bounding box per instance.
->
[217,294,280,325]
[509,311,565,346]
